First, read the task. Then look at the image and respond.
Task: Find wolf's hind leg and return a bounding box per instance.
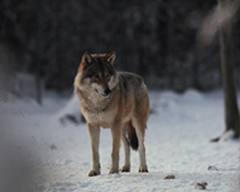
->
[87,124,101,176]
[132,119,148,173]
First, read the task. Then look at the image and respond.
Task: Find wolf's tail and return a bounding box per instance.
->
[126,121,139,150]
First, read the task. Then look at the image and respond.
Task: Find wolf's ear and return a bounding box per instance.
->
[79,52,92,71]
[106,51,116,65]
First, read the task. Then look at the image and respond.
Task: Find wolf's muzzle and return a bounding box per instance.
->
[103,88,111,97]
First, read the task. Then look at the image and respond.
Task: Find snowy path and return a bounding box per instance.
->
[2,91,239,192]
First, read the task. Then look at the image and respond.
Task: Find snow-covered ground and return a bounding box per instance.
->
[1,90,239,192]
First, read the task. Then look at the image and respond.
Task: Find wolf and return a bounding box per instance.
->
[74,51,149,176]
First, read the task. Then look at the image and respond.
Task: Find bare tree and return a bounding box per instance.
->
[199,0,240,140]
[216,0,240,140]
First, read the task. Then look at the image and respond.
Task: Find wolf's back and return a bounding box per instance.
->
[118,72,146,96]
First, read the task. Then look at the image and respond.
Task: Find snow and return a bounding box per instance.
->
[1,90,239,192]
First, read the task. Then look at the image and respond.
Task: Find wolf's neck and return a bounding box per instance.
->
[78,89,112,113]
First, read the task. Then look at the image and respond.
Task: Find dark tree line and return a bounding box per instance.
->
[0,0,240,91]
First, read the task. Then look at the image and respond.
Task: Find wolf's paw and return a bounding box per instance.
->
[88,169,100,177]
[109,168,119,174]
[121,165,130,172]
[139,165,148,173]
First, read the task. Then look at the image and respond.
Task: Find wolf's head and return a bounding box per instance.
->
[75,51,119,97]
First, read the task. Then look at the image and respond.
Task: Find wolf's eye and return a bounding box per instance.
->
[104,74,110,81]
[84,73,93,78]
[91,76,99,83]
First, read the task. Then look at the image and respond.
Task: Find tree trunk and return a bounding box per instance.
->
[35,0,42,105]
[35,66,42,105]
[218,0,240,138]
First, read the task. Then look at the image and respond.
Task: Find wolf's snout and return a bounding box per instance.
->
[103,88,111,96]
[94,88,99,94]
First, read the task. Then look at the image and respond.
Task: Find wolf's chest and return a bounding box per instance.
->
[81,108,117,128]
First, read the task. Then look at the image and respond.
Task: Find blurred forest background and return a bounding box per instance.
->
[0,0,240,92]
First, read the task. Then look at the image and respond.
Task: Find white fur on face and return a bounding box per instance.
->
[91,83,105,96]
[84,77,91,85]
[77,77,91,90]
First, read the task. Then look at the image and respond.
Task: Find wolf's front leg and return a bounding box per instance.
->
[109,125,122,174]
[121,134,131,172]
[87,124,101,177]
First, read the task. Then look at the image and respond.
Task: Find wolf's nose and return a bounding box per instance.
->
[104,88,111,96]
